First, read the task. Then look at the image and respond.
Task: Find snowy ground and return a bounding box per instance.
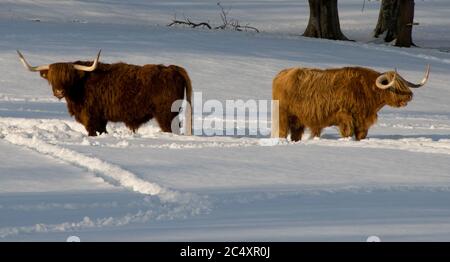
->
[1,0,450,241]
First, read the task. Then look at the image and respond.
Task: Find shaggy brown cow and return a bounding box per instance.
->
[17,50,192,136]
[272,66,430,141]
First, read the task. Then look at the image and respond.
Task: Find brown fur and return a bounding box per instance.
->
[40,61,192,136]
[272,67,414,141]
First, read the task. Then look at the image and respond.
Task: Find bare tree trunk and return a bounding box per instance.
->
[395,0,415,47]
[374,0,396,40]
[374,0,415,47]
[303,0,349,40]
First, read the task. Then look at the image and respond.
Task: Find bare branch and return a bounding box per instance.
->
[168,2,259,33]
[217,2,231,27]
[237,24,260,33]
[168,19,212,29]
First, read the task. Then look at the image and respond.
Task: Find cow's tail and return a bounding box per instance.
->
[177,67,192,135]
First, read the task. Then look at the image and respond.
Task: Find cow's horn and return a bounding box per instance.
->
[376,69,397,90]
[404,64,430,88]
[17,50,50,72]
[73,50,101,72]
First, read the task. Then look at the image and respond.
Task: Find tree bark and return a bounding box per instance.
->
[395,0,415,47]
[303,0,349,40]
[374,0,415,47]
[374,0,396,40]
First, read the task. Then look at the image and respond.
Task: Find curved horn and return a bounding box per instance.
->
[403,64,430,88]
[17,50,50,72]
[376,69,397,90]
[73,50,101,72]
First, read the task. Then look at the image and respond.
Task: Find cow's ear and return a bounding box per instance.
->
[39,70,49,79]
[75,70,86,79]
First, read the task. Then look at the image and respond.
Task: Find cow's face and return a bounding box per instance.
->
[375,67,430,108]
[39,69,65,99]
[43,63,83,100]
[17,50,101,100]
[384,76,413,108]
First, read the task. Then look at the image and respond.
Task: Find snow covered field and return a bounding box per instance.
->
[1,0,450,241]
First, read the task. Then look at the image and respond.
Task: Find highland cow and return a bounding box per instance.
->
[272,65,430,141]
[17,50,192,136]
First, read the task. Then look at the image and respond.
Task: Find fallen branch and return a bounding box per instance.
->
[168,2,259,33]
[232,23,260,33]
[168,18,212,29]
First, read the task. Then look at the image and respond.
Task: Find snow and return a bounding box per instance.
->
[1,0,450,241]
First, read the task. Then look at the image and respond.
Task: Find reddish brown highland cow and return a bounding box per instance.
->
[17,50,192,136]
[272,66,430,141]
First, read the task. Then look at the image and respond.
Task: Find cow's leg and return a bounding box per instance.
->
[277,107,289,138]
[85,118,107,136]
[124,112,154,133]
[96,118,108,135]
[75,110,98,136]
[85,123,98,136]
[355,128,368,141]
[288,115,304,142]
[336,112,354,138]
[85,116,108,136]
[354,117,373,141]
[310,127,322,138]
[125,122,139,133]
[354,120,369,141]
[155,110,179,133]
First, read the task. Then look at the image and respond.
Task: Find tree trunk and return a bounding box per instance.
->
[373,0,396,40]
[303,0,349,40]
[395,0,415,47]
[373,0,415,47]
